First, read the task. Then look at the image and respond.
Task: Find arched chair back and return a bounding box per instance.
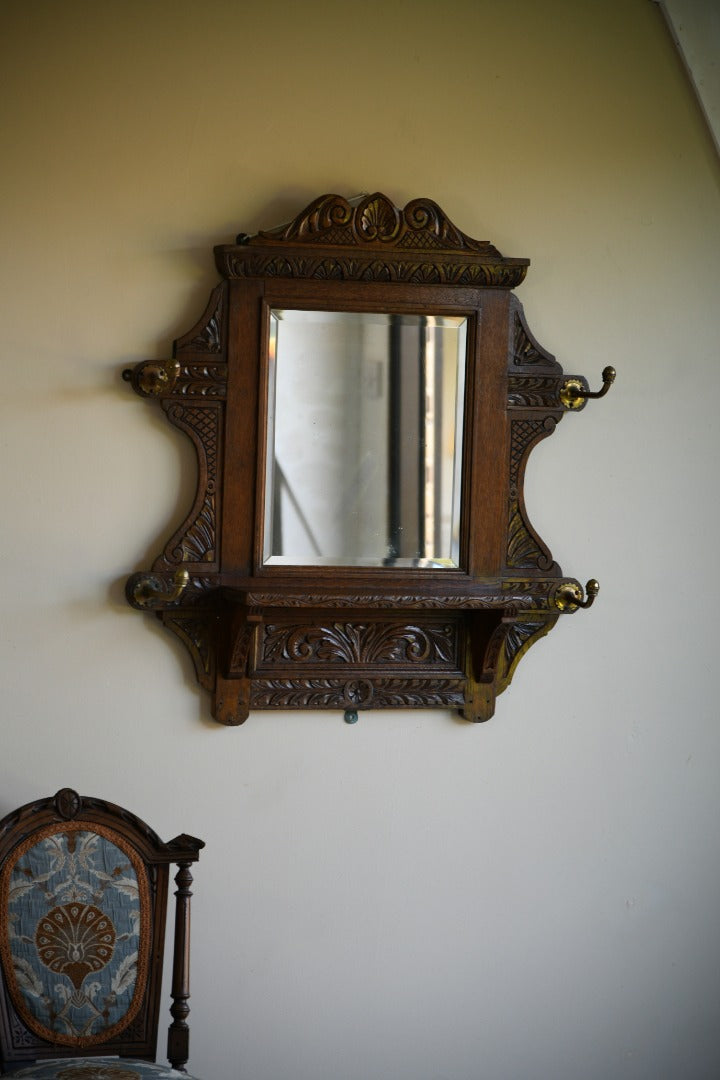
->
[0,789,203,1078]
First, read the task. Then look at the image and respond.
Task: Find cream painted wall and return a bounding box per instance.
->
[2,2,719,1078]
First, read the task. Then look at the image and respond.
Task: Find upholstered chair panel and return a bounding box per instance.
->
[0,824,151,1048]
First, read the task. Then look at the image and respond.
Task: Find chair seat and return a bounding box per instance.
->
[4,1055,200,1078]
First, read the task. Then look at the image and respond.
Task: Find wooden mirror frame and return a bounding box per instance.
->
[124,193,612,726]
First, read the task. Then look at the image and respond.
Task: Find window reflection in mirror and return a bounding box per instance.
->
[263,309,467,568]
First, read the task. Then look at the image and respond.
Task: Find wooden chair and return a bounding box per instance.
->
[0,789,203,1078]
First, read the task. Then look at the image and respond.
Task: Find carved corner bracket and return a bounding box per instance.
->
[124,193,613,727]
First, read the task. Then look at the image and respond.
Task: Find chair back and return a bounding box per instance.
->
[0,789,203,1074]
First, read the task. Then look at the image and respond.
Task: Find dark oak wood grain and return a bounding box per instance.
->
[124,192,600,725]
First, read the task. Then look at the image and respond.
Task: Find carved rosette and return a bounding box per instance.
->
[53,788,81,821]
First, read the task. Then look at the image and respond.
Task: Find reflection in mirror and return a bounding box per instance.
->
[263,309,467,568]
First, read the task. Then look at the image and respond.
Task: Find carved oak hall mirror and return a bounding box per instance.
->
[124,193,614,726]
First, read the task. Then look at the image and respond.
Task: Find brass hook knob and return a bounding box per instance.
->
[555,578,599,612]
[560,366,616,410]
[122,359,180,397]
[129,568,190,608]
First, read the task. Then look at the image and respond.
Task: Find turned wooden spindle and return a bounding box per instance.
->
[167,861,194,1072]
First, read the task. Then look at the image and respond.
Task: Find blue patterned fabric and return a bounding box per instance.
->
[2,827,148,1046]
[5,1057,200,1078]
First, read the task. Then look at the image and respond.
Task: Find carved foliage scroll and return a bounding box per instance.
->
[257,621,459,670]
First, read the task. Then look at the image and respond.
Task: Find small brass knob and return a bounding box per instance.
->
[122,359,180,397]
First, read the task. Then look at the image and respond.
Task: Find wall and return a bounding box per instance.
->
[2,2,719,1078]
[658,0,720,154]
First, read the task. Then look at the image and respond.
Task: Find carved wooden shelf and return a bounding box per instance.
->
[124,193,612,725]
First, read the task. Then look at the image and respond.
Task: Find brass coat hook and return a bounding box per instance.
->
[555,579,599,612]
[127,568,190,609]
[560,366,616,410]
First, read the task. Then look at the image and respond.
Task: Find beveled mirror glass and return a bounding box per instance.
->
[263,309,467,568]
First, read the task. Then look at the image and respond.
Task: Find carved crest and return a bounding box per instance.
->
[257,192,502,255]
[216,192,529,288]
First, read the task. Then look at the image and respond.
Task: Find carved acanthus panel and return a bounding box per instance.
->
[255,621,460,672]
